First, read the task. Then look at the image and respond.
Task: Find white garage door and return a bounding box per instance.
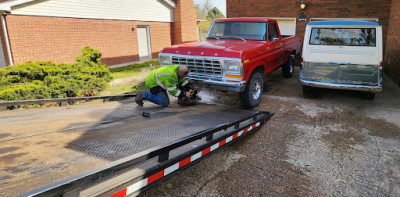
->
[137,26,151,60]
[270,18,296,36]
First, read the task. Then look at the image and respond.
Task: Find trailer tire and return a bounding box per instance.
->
[282,55,295,78]
[240,72,263,109]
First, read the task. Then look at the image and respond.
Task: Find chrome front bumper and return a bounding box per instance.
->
[300,79,382,92]
[189,78,246,92]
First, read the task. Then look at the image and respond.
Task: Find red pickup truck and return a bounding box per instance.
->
[159,18,301,108]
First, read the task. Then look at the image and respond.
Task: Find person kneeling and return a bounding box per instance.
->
[135,65,191,107]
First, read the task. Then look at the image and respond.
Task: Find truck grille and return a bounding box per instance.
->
[172,56,223,80]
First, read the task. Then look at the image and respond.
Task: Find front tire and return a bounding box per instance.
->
[282,55,295,78]
[240,72,263,109]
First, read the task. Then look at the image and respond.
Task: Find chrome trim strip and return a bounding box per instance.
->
[300,79,382,92]
[303,60,380,66]
[188,77,246,87]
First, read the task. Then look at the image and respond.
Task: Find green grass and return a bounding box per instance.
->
[101,61,158,95]
[110,60,159,72]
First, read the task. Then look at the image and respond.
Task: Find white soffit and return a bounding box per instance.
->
[0,0,176,11]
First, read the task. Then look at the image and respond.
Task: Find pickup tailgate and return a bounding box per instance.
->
[302,46,381,86]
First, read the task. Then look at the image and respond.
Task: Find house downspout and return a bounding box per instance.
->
[1,12,13,65]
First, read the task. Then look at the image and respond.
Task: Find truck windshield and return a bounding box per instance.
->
[310,28,376,47]
[206,21,266,41]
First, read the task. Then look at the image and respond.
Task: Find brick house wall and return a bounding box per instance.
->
[172,0,198,44]
[227,0,400,87]
[384,0,400,86]
[0,0,198,66]
[228,0,391,47]
[4,15,171,65]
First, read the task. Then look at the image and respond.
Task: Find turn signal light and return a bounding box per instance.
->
[225,74,243,79]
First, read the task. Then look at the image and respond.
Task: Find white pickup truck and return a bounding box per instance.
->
[300,19,383,99]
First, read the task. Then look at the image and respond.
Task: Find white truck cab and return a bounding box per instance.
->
[300,19,383,99]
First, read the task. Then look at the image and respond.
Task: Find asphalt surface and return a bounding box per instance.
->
[1,65,399,196]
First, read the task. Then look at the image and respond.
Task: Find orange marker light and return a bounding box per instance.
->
[225,74,243,79]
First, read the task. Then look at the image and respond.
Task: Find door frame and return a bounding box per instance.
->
[137,25,152,60]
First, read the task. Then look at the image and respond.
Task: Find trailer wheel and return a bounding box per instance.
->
[282,55,295,78]
[240,72,263,109]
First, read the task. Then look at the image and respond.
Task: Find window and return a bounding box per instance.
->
[268,23,279,41]
[309,28,376,46]
[207,21,267,41]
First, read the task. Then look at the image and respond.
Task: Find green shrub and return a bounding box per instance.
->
[0,46,111,101]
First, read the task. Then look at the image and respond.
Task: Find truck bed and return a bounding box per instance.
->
[0,101,260,196]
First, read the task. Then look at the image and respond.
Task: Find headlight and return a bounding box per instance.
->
[159,55,171,66]
[224,60,243,74]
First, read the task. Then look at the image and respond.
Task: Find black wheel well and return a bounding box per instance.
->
[252,66,265,76]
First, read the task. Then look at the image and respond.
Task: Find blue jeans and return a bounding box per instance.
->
[142,90,170,107]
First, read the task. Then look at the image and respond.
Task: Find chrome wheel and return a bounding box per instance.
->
[289,55,294,74]
[252,79,261,100]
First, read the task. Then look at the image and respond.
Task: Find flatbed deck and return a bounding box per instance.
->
[0,100,263,196]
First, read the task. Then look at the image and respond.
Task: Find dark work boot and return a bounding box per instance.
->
[135,91,144,106]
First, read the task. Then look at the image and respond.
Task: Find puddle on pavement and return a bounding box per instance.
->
[197,89,240,106]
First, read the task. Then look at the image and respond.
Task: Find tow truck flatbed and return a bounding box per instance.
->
[0,100,271,196]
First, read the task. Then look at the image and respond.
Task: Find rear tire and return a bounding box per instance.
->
[240,72,263,109]
[282,55,295,78]
[364,92,375,100]
[302,85,312,95]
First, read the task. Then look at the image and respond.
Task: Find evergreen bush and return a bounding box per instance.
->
[0,46,111,101]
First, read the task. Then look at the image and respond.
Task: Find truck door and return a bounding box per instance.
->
[266,22,284,73]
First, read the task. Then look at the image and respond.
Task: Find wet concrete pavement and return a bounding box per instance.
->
[142,67,400,196]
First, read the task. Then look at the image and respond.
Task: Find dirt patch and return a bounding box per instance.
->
[319,109,400,151]
[319,109,367,151]
[364,118,400,140]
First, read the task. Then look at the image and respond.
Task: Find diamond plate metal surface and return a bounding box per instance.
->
[66,104,257,161]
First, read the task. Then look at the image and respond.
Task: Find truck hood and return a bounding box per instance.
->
[161,39,268,59]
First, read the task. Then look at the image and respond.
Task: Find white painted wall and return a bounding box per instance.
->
[11,0,174,22]
[270,18,296,36]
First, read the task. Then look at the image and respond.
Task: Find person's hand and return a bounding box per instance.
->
[185,91,191,98]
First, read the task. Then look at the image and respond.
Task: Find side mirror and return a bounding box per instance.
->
[272,38,279,42]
